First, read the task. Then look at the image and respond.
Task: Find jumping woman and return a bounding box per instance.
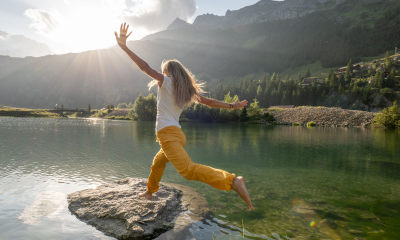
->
[115,23,252,209]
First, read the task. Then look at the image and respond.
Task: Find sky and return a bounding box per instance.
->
[0,0,267,54]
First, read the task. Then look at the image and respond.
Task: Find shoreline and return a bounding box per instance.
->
[0,107,377,128]
[267,106,375,128]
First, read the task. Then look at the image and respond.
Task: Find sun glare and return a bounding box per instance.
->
[41,1,150,53]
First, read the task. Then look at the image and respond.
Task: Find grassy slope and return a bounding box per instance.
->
[0,106,63,118]
[197,0,400,86]
[200,49,398,87]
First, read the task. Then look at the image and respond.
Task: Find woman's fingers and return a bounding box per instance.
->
[114,31,118,38]
[127,31,132,38]
[120,23,123,33]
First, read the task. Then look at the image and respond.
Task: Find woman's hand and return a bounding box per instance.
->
[114,22,132,48]
[232,98,248,109]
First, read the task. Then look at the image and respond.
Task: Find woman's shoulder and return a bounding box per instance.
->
[161,75,172,87]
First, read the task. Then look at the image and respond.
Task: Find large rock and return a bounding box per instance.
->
[270,107,375,127]
[67,178,209,240]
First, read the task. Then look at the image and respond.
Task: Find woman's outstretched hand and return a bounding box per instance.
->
[114,22,132,48]
[232,99,248,109]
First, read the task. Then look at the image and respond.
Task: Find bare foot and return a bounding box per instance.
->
[138,191,153,200]
[231,176,253,210]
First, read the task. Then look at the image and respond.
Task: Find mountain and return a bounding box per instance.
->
[177,0,347,29]
[167,18,191,30]
[0,31,53,58]
[0,46,156,109]
[0,0,399,109]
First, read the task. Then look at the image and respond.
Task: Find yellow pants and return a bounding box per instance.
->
[146,126,236,194]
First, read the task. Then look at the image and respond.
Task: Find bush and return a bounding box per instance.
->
[380,88,395,100]
[293,122,301,126]
[129,93,157,121]
[117,103,128,108]
[373,101,400,129]
[262,112,275,122]
[248,99,262,117]
[350,100,366,111]
[307,122,317,127]
[94,110,108,118]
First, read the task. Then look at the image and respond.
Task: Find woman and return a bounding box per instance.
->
[115,23,252,209]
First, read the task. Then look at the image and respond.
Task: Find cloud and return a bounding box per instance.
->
[24,9,60,35]
[121,0,197,31]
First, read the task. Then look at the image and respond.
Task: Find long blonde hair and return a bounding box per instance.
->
[148,59,205,108]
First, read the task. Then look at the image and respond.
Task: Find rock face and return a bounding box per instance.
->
[191,0,345,29]
[67,178,209,240]
[271,107,375,127]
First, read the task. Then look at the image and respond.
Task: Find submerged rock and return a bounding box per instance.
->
[67,178,209,240]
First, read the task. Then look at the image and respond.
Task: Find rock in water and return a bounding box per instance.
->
[67,177,208,240]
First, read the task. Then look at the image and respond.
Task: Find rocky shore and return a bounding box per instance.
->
[67,178,209,240]
[270,107,375,127]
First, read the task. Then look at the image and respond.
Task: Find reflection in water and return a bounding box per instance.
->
[18,191,66,225]
[0,118,399,239]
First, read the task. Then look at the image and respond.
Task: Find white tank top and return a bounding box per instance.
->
[155,76,183,133]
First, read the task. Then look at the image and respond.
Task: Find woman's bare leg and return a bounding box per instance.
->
[231,176,253,210]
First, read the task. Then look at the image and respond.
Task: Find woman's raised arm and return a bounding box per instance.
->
[197,94,248,109]
[115,23,164,82]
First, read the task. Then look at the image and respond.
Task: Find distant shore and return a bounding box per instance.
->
[0,108,64,118]
[0,106,377,127]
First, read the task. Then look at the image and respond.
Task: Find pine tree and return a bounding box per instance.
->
[339,75,345,87]
[374,71,384,88]
[328,69,338,88]
[88,103,92,112]
[336,100,341,108]
[292,90,298,104]
[385,51,392,69]
[248,99,262,117]
[305,68,311,78]
[271,72,276,82]
[338,84,343,94]
[239,107,248,122]
[281,90,289,105]
[345,59,353,84]
[387,68,396,88]
[362,86,372,106]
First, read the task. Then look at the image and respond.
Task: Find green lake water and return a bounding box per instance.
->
[0,118,399,240]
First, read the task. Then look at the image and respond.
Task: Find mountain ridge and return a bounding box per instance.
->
[172,0,347,30]
[168,0,389,30]
[0,30,53,58]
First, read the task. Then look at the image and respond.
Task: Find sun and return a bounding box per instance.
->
[43,1,150,53]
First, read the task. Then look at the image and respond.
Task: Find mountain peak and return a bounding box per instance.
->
[167,18,190,30]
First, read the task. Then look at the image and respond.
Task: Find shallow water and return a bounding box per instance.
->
[0,118,399,240]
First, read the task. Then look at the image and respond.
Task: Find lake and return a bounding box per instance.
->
[0,118,399,240]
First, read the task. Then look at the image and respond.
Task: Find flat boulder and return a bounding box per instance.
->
[67,177,209,240]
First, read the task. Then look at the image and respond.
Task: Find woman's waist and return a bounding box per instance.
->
[156,125,182,135]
